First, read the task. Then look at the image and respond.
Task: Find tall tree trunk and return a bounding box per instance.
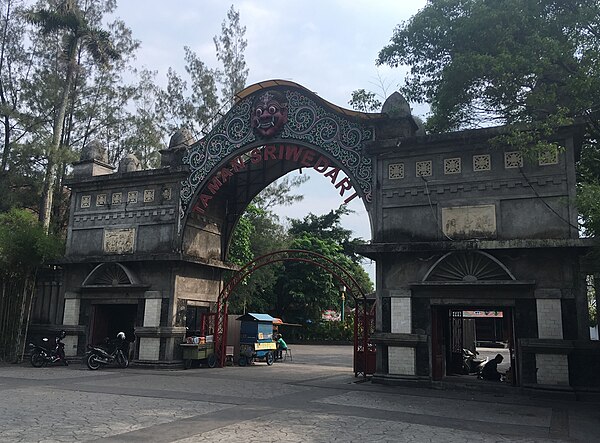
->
[39,41,79,232]
[0,0,13,173]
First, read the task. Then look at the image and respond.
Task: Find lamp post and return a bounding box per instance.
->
[340,285,346,323]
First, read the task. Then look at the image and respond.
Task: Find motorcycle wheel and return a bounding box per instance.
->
[116,351,129,368]
[86,353,101,370]
[238,355,247,367]
[30,351,46,368]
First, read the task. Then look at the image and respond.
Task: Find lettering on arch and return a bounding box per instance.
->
[180,87,375,222]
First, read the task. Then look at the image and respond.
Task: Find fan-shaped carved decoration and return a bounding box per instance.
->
[423,251,515,282]
[82,263,138,286]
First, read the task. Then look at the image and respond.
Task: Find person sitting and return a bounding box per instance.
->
[276,335,288,360]
[479,353,504,381]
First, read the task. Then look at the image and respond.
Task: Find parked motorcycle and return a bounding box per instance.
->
[462,348,487,374]
[86,332,129,370]
[29,330,68,367]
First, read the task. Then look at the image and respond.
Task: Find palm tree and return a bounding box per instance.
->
[27,0,120,232]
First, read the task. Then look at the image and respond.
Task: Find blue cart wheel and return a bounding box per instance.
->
[265,351,274,366]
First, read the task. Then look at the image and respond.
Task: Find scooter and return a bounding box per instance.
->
[462,348,487,374]
[29,331,68,367]
[86,332,129,370]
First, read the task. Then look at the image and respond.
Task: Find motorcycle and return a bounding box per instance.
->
[29,330,68,367]
[86,332,129,370]
[462,348,487,375]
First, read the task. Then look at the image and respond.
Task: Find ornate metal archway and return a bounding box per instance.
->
[178,80,380,243]
[212,249,375,378]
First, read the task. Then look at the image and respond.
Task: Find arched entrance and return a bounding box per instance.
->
[177,80,385,264]
[211,249,375,377]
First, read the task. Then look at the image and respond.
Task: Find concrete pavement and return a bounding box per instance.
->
[0,345,598,442]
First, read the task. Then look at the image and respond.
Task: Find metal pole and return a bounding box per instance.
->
[341,293,345,322]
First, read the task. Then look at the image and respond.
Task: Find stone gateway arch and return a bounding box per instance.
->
[46,79,596,393]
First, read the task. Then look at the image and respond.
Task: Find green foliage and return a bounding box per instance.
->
[213,5,248,103]
[348,89,381,112]
[578,181,600,238]
[228,212,255,267]
[0,208,62,277]
[377,0,600,133]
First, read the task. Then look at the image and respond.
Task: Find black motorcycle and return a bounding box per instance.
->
[462,348,487,374]
[86,332,129,370]
[29,331,68,367]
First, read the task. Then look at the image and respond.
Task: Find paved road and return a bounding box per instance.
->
[0,345,598,442]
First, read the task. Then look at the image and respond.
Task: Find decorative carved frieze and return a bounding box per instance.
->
[103,228,135,254]
[442,205,497,239]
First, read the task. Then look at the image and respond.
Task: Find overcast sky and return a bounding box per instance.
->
[113,0,428,279]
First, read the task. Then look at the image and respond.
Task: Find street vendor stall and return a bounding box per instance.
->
[236,313,277,366]
[180,336,216,369]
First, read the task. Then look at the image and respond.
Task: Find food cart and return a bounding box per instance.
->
[180,336,216,369]
[236,313,277,366]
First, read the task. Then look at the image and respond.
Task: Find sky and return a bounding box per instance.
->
[112,0,429,280]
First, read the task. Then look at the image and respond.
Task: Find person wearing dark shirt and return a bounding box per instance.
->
[480,353,504,381]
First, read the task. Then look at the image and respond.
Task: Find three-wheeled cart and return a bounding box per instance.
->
[180,342,216,369]
[236,313,277,366]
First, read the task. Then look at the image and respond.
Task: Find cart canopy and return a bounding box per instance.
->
[236,313,275,322]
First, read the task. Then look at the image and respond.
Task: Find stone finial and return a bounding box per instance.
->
[118,154,141,172]
[80,139,108,163]
[382,92,411,118]
[168,128,195,150]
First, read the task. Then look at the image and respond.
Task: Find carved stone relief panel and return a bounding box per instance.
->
[388,163,404,180]
[127,191,138,203]
[112,192,122,205]
[96,194,107,206]
[444,157,461,174]
[473,154,491,171]
[539,149,559,166]
[504,151,523,168]
[442,205,497,239]
[103,228,136,254]
[144,189,155,203]
[416,160,432,177]
[81,195,91,208]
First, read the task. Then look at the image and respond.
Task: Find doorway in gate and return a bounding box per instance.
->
[432,305,516,385]
[90,304,137,346]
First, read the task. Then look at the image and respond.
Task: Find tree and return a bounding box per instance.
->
[0,208,61,362]
[213,5,248,103]
[348,89,381,113]
[377,0,600,134]
[27,0,120,232]
[252,175,309,212]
